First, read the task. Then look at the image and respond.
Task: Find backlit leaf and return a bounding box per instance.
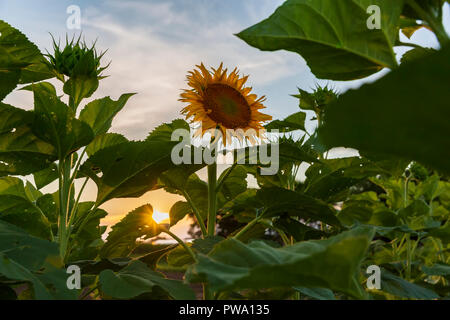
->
[187,226,374,298]
[237,0,403,80]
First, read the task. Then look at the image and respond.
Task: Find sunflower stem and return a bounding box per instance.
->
[207,163,218,237]
[162,228,197,263]
[182,190,207,237]
[233,216,260,240]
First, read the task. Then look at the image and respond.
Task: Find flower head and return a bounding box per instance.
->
[180,63,272,146]
[46,35,109,79]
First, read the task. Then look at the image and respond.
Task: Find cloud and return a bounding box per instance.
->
[74,0,304,139]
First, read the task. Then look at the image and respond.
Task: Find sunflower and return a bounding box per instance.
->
[180,63,272,146]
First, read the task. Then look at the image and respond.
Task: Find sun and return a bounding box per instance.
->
[152,209,170,224]
[180,63,272,145]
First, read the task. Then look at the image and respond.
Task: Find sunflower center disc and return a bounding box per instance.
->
[203,83,251,129]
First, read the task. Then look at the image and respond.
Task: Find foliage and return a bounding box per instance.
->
[0,0,449,300]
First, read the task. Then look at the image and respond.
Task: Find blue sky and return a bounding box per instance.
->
[2,0,448,140]
[1,0,448,237]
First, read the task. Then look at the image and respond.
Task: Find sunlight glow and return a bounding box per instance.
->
[152,209,170,224]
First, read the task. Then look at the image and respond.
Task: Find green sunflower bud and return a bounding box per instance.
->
[45,35,108,79]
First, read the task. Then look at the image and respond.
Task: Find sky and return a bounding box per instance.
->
[1,0,448,239]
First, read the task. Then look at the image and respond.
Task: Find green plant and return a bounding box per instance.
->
[0,0,449,301]
[0,21,194,299]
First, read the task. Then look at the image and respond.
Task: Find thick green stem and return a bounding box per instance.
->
[233,217,260,240]
[183,191,207,237]
[207,163,217,237]
[68,148,86,186]
[162,229,197,263]
[57,155,73,259]
[67,177,89,232]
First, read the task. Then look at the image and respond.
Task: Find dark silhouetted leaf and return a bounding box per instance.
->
[99,260,195,300]
[318,46,450,175]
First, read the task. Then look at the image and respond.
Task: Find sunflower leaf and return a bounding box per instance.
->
[30,82,94,160]
[100,204,161,258]
[0,177,53,239]
[99,260,195,300]
[79,93,135,136]
[265,112,306,132]
[318,45,450,175]
[186,226,374,298]
[237,0,403,80]
[0,103,56,177]
[0,20,53,100]
[81,120,191,205]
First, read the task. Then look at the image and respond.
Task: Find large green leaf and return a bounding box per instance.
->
[0,58,20,101]
[304,157,405,202]
[430,220,450,244]
[187,226,374,298]
[69,202,107,261]
[236,138,318,168]
[274,216,324,241]
[257,187,341,226]
[30,82,94,159]
[237,0,403,80]
[422,263,450,278]
[81,120,190,205]
[0,220,56,271]
[85,133,128,157]
[217,165,248,205]
[318,46,450,175]
[0,253,52,299]
[338,200,400,228]
[79,94,135,136]
[265,112,306,132]
[379,271,439,299]
[162,236,225,271]
[161,162,246,219]
[162,170,208,224]
[100,204,162,258]
[0,177,53,239]
[145,119,190,142]
[0,221,76,299]
[169,201,192,227]
[99,260,195,300]
[242,137,319,190]
[63,77,99,110]
[33,164,58,189]
[0,20,52,100]
[294,286,335,300]
[0,103,56,176]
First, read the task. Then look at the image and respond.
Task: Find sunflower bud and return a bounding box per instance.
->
[46,35,108,79]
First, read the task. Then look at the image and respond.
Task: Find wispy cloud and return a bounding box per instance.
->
[71,0,303,139]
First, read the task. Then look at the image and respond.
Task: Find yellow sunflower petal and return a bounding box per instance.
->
[180,63,272,147]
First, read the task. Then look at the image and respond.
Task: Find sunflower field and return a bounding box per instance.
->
[0,0,449,302]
